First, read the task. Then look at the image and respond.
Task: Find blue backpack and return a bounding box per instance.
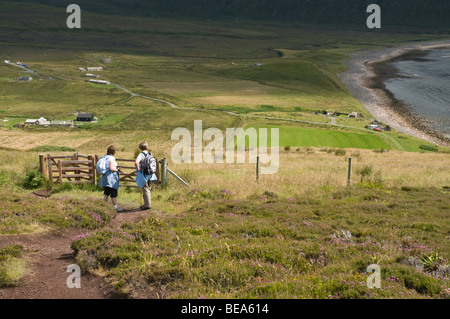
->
[96,155,110,175]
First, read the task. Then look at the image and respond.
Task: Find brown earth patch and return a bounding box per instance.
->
[0,206,156,299]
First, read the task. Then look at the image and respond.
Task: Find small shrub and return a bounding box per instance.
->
[0,245,23,260]
[262,191,278,202]
[421,252,445,273]
[260,105,275,111]
[401,186,419,192]
[351,152,361,159]
[356,165,383,188]
[334,149,346,156]
[23,169,45,189]
[373,149,389,153]
[357,165,373,180]
[0,245,25,287]
[284,146,291,152]
[419,145,438,152]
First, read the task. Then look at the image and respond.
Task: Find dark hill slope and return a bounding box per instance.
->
[10,0,450,28]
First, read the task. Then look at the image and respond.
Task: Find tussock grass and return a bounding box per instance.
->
[0,245,26,287]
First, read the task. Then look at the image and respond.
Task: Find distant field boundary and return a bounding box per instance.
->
[111,83,405,151]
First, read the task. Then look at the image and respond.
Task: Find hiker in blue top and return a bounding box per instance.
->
[135,141,157,210]
[98,145,123,212]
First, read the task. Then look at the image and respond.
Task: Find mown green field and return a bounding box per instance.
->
[247,125,391,149]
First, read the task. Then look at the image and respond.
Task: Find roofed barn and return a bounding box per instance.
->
[76,113,94,122]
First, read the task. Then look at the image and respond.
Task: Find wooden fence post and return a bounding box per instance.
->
[75,153,80,182]
[347,157,352,187]
[155,158,160,184]
[58,160,63,184]
[256,156,260,181]
[39,154,47,179]
[47,154,53,184]
[88,155,95,185]
[160,158,167,187]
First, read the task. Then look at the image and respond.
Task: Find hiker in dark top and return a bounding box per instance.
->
[135,141,155,210]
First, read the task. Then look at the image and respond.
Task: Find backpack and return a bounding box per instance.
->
[141,152,157,175]
[96,155,110,175]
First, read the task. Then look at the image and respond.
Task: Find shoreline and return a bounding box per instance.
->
[338,39,450,147]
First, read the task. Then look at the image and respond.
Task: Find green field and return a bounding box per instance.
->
[247,125,392,149]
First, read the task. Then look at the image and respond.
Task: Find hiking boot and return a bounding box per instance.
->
[116,206,124,212]
[140,205,151,211]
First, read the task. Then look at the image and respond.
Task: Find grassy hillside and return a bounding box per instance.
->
[0,0,449,300]
[0,147,449,297]
[10,0,450,28]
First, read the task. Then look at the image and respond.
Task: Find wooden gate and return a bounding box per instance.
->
[39,153,95,184]
[39,153,161,187]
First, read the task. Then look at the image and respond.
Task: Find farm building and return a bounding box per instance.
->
[85,73,98,78]
[348,112,359,118]
[87,79,110,85]
[100,58,112,64]
[18,76,33,82]
[78,67,86,71]
[50,120,74,127]
[4,60,10,64]
[87,67,103,71]
[25,117,49,125]
[76,113,94,122]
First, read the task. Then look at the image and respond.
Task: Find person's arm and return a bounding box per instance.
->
[109,158,119,172]
[135,157,141,171]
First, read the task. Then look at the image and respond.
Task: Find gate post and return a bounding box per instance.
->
[160,158,167,188]
[39,154,47,179]
[88,155,95,185]
[47,154,53,184]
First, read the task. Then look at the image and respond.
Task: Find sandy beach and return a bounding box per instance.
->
[338,39,450,147]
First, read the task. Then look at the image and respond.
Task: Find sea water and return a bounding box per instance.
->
[385,50,450,138]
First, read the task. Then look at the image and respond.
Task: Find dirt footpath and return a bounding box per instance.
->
[0,207,150,299]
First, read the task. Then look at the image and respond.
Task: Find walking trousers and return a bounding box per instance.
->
[143,180,151,208]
